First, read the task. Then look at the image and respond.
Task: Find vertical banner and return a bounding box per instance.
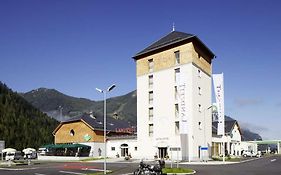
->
[213,73,225,136]
[179,72,188,134]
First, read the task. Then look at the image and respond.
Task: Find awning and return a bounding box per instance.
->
[42,144,90,149]
[23,148,36,153]
[2,148,17,153]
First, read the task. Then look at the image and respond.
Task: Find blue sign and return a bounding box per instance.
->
[200,147,208,150]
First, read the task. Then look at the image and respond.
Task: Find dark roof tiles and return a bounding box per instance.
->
[62,113,130,132]
[212,120,238,135]
[133,31,215,59]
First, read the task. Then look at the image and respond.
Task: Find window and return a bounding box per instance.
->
[199,122,202,130]
[149,107,153,121]
[175,86,179,100]
[198,87,202,95]
[148,59,154,72]
[70,129,75,136]
[175,51,180,64]
[175,121,179,134]
[149,91,153,105]
[175,68,180,84]
[148,75,153,89]
[175,104,179,118]
[149,124,154,136]
[135,147,137,151]
[111,147,115,151]
[198,69,201,78]
[198,104,202,112]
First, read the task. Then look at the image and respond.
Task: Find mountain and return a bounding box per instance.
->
[21,88,97,121]
[0,82,59,150]
[21,88,261,141]
[225,116,262,141]
[21,88,137,124]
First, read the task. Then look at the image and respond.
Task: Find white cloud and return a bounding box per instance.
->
[234,98,263,107]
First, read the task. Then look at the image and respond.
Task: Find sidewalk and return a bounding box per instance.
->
[88,157,260,165]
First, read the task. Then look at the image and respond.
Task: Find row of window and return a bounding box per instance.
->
[146,51,203,137]
[148,51,180,73]
[111,147,138,151]
[148,121,180,136]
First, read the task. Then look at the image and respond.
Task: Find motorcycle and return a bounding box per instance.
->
[134,159,165,175]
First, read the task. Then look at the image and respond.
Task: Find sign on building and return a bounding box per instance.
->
[213,73,225,136]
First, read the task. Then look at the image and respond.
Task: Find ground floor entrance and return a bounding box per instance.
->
[158,147,167,159]
[120,144,129,157]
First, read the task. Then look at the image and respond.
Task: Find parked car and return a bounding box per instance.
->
[242,150,260,157]
[38,148,47,156]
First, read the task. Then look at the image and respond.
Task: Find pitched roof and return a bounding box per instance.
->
[53,113,131,134]
[133,31,215,60]
[212,120,239,135]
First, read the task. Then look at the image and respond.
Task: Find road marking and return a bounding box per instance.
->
[0,167,38,171]
[59,171,86,175]
[82,168,103,171]
[35,173,46,175]
[271,159,276,162]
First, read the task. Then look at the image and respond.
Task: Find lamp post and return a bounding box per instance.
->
[96,84,116,175]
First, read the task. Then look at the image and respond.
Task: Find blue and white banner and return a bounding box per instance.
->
[213,73,225,136]
[179,72,188,134]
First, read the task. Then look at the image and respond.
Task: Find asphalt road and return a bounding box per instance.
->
[0,155,280,175]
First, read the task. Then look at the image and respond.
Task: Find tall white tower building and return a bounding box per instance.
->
[133,31,215,161]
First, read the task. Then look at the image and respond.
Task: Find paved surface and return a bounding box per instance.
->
[0,155,280,175]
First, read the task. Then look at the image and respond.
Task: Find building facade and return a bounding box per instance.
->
[52,113,134,157]
[212,120,242,157]
[133,31,215,161]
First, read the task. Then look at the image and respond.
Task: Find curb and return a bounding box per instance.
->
[166,170,196,175]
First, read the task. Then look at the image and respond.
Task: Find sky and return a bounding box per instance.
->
[0,0,281,140]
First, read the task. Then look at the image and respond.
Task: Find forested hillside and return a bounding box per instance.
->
[0,82,58,150]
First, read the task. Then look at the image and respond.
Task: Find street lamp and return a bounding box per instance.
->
[96,84,116,174]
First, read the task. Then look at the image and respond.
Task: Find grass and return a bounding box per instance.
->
[87,170,112,175]
[211,156,241,162]
[80,157,104,162]
[162,167,194,174]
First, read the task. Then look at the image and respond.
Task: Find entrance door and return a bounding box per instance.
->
[121,148,128,157]
[158,147,167,158]
[120,144,129,157]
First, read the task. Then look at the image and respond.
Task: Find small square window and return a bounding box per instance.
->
[198,69,201,78]
[149,107,153,121]
[198,87,202,95]
[175,104,179,118]
[175,51,180,64]
[175,121,179,134]
[175,68,180,84]
[198,104,202,112]
[149,91,153,105]
[149,124,153,136]
[148,75,153,89]
[111,147,115,151]
[148,59,154,72]
[199,122,202,130]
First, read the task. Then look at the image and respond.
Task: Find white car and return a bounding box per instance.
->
[242,150,259,157]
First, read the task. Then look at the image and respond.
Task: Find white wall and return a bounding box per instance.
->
[191,64,212,160]
[107,138,138,158]
[137,62,212,161]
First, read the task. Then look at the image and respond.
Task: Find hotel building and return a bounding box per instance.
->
[133,30,215,161]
